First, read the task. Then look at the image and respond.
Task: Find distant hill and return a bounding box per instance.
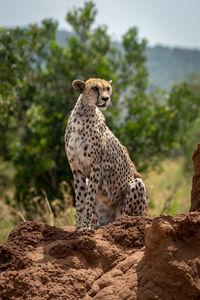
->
[56,30,72,48]
[56,31,200,89]
[145,46,200,88]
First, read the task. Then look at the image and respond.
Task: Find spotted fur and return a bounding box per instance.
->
[65,78,147,229]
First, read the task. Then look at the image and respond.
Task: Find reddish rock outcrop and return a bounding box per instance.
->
[140,213,200,300]
[1,213,200,300]
[0,217,151,299]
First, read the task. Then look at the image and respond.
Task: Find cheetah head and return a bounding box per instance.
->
[72,78,112,110]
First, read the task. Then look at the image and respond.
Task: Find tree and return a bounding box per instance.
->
[169,76,200,171]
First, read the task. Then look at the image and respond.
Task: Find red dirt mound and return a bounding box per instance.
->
[1,143,200,300]
[1,213,200,300]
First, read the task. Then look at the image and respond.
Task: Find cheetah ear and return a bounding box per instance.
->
[72,80,85,93]
[108,80,112,84]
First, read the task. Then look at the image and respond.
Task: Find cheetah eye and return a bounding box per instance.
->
[107,86,110,91]
[91,86,99,93]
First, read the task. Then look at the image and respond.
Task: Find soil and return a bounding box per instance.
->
[1,143,200,300]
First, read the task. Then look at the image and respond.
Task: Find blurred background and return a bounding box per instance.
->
[1,0,200,242]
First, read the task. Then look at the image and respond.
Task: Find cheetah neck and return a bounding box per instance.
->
[74,95,94,112]
[73,94,104,119]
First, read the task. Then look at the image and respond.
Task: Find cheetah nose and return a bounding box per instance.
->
[102,97,109,102]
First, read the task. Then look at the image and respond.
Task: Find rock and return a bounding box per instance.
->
[139,213,200,300]
[190,142,200,212]
[0,216,152,300]
[1,213,200,299]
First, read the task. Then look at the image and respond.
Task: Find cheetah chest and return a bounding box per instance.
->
[67,129,91,177]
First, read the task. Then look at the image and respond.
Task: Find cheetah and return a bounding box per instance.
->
[65,78,147,229]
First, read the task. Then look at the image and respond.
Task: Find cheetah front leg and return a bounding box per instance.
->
[81,165,101,229]
[72,170,87,229]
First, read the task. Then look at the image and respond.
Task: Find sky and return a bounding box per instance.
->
[0,0,199,49]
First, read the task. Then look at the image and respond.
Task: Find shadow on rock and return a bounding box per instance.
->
[136,213,200,300]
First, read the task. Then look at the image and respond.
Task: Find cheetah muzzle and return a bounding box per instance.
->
[65,78,147,229]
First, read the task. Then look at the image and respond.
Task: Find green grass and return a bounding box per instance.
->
[0,205,14,243]
[145,157,192,216]
[0,160,17,243]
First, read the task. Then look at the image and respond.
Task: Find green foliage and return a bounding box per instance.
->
[1,1,200,219]
[175,75,200,172]
[65,1,115,81]
[0,20,72,210]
